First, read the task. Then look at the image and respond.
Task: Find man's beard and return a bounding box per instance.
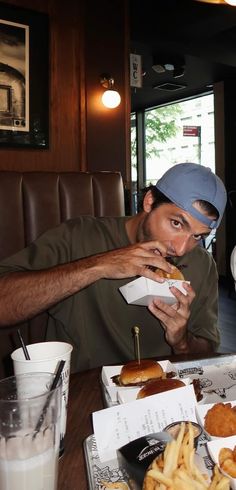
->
[136,214,152,243]
[136,214,176,257]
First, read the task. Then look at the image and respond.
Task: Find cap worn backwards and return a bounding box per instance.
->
[156,163,227,229]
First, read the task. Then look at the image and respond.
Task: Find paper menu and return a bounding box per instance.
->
[92,384,197,462]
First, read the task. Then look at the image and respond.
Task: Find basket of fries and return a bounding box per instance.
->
[142,422,230,490]
[117,431,173,488]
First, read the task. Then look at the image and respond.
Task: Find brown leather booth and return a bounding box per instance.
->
[0,171,125,378]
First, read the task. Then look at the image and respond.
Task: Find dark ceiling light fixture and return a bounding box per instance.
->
[152,55,185,78]
[194,0,236,5]
[152,62,175,74]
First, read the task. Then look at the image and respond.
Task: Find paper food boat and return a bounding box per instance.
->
[119,276,189,306]
[196,401,236,440]
[207,435,236,490]
[117,377,193,404]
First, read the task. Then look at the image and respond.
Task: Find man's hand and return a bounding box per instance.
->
[93,240,176,281]
[148,282,196,351]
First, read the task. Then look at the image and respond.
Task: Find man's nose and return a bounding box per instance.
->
[174,235,190,256]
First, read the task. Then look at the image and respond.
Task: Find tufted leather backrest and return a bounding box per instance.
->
[0,171,125,261]
[0,170,125,378]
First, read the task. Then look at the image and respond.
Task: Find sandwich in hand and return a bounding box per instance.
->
[156,264,185,280]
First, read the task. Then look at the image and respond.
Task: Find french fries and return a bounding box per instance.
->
[142,422,230,490]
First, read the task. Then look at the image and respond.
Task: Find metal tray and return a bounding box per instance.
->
[84,431,213,490]
[85,354,236,489]
[84,434,131,490]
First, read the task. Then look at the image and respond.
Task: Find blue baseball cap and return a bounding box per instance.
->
[156,163,227,229]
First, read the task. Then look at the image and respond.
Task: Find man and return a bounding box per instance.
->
[0,163,227,372]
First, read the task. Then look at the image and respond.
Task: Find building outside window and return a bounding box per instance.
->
[131,93,215,187]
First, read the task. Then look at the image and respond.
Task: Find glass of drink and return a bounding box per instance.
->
[11,341,72,455]
[0,372,61,490]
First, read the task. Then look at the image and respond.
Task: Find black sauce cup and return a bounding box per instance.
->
[164,420,203,449]
[117,431,173,490]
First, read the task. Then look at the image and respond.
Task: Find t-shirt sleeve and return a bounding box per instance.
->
[0,221,74,275]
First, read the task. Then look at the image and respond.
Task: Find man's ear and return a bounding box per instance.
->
[143,190,155,213]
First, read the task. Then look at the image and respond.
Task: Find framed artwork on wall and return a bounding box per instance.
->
[0,2,49,148]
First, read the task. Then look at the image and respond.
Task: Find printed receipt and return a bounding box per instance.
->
[92,384,197,462]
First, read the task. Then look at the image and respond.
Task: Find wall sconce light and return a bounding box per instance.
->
[100,74,121,109]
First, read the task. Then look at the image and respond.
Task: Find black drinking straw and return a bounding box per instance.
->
[17,329,30,360]
[33,359,65,437]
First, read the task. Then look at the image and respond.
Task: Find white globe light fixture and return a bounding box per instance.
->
[100,74,121,109]
[101,89,121,109]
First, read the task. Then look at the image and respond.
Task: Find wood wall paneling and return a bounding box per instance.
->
[0,0,81,170]
[0,0,130,178]
[84,0,129,181]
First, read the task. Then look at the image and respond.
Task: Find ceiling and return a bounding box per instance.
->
[130,0,236,111]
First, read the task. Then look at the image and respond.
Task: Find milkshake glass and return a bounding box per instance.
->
[0,372,61,490]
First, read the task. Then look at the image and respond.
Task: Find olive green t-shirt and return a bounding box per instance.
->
[0,216,220,372]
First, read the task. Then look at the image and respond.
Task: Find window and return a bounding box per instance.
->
[131,92,215,194]
[131,92,216,253]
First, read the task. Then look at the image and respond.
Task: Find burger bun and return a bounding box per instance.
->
[157,265,185,281]
[137,378,185,399]
[119,359,164,386]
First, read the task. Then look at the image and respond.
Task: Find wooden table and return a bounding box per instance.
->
[57,353,228,490]
[58,367,103,489]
